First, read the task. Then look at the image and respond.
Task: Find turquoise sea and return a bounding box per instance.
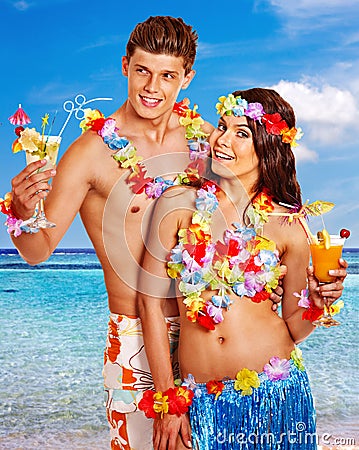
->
[0,248,358,449]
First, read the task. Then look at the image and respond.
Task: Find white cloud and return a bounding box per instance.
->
[27,82,90,106]
[269,80,359,146]
[293,144,318,163]
[78,35,123,53]
[268,0,359,17]
[12,0,31,10]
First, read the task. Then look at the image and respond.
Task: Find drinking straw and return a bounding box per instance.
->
[58,94,112,138]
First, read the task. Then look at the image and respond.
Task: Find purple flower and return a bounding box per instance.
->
[145,181,163,199]
[245,102,265,120]
[145,177,173,199]
[264,356,291,381]
[206,302,224,324]
[244,271,264,296]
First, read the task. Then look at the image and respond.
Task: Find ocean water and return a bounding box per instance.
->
[0,248,358,449]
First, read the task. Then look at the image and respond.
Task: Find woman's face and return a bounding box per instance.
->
[209,115,259,182]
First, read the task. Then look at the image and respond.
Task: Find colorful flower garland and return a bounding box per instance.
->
[180,347,305,400]
[138,349,305,420]
[79,100,210,199]
[167,184,282,330]
[216,93,303,147]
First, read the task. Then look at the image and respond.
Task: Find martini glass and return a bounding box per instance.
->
[23,135,61,230]
[310,235,345,327]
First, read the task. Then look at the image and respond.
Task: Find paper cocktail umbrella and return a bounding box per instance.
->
[8,104,31,125]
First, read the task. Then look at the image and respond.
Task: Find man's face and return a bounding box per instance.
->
[122,49,195,120]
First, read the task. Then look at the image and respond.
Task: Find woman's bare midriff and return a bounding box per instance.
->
[178,296,295,382]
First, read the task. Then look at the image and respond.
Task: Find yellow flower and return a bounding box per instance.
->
[0,192,12,209]
[216,94,237,116]
[120,154,142,169]
[329,300,344,316]
[290,347,305,371]
[18,128,42,153]
[234,368,260,396]
[254,236,276,252]
[214,259,231,280]
[183,295,205,312]
[153,392,169,417]
[167,265,180,279]
[192,211,211,231]
[41,113,50,130]
[79,108,104,132]
[176,386,193,403]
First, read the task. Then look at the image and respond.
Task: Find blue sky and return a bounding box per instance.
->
[1,0,358,248]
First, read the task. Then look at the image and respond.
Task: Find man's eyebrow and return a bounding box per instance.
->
[134,64,179,75]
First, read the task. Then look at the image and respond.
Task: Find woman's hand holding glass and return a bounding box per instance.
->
[307,258,348,327]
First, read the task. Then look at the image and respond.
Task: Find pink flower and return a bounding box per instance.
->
[294,289,310,308]
[264,356,291,381]
[206,302,224,324]
[5,216,23,237]
[98,118,116,138]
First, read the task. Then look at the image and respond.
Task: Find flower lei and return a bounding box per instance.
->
[79,100,210,199]
[138,386,194,419]
[181,347,305,399]
[216,94,303,147]
[167,184,281,330]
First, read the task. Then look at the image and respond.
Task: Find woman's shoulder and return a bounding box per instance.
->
[153,185,198,216]
[161,184,198,200]
[265,203,309,254]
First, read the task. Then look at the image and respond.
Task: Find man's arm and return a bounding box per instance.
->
[10,133,95,264]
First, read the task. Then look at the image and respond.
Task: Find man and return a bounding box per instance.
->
[7,16,347,450]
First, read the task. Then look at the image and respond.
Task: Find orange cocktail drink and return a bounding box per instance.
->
[310,235,345,283]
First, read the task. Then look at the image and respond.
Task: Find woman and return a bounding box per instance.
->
[138,88,344,450]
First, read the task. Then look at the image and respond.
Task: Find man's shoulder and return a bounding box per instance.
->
[65,129,109,158]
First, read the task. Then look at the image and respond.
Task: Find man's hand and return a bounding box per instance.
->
[11,160,56,220]
[270,264,287,311]
[307,258,348,309]
[153,414,192,450]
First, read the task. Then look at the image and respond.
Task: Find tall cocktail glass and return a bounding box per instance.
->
[310,234,345,327]
[24,135,61,229]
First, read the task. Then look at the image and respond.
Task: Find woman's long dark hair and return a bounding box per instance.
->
[232,88,302,209]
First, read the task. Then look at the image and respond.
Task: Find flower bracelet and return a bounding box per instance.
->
[138,386,194,419]
[294,288,344,321]
[0,192,36,236]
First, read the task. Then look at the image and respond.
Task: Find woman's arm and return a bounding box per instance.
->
[279,221,316,343]
[138,187,195,450]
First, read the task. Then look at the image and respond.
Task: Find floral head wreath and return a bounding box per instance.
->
[216,94,303,147]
